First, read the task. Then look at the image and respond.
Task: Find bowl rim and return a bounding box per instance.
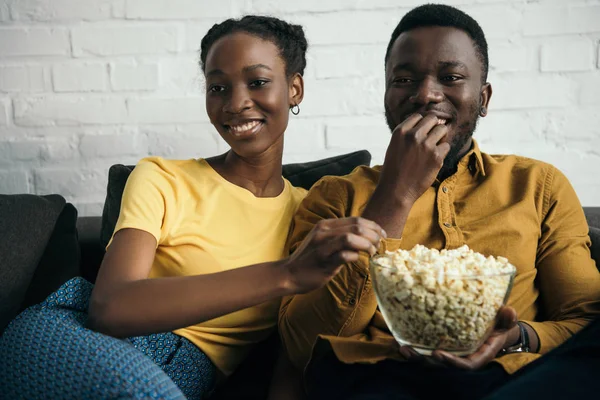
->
[369,256,516,279]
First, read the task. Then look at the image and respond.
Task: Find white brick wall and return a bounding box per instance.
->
[7,0,115,22]
[541,37,595,72]
[72,25,180,56]
[0,0,599,213]
[0,98,9,126]
[110,62,158,91]
[0,65,46,92]
[0,27,70,56]
[52,62,108,92]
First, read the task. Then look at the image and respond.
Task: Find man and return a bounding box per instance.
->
[278,4,600,399]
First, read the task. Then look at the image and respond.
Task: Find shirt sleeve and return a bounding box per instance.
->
[521,166,600,353]
[108,158,176,248]
[278,177,378,371]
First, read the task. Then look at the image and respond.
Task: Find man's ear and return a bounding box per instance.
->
[288,73,304,107]
[480,82,492,117]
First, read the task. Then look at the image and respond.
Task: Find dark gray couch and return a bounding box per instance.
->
[74,209,600,400]
[1,154,598,399]
[1,150,374,400]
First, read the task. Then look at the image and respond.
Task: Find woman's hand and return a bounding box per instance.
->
[283,217,386,294]
[399,306,520,370]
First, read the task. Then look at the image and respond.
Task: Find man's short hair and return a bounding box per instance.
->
[385,4,489,83]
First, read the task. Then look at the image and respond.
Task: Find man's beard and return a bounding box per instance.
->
[384,100,480,180]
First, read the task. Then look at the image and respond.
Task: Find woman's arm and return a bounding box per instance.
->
[89,216,384,338]
[88,228,290,337]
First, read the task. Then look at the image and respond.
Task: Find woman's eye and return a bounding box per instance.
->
[208,85,225,93]
[394,78,414,84]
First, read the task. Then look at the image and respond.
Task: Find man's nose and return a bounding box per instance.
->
[409,77,444,105]
[223,86,252,114]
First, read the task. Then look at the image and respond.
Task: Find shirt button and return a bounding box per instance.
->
[349,298,357,305]
[443,222,452,228]
[442,186,448,193]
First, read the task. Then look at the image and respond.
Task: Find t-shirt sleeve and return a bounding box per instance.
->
[108,159,176,248]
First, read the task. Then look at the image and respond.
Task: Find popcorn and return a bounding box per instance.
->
[370,245,516,355]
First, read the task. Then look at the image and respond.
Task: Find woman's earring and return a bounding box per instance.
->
[290,104,300,115]
[480,106,487,116]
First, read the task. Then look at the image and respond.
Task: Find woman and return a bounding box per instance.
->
[0,15,384,399]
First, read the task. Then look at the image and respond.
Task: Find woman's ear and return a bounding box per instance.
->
[288,73,304,107]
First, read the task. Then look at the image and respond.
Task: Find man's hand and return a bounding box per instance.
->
[379,113,451,204]
[362,113,451,238]
[399,306,519,370]
[283,217,386,295]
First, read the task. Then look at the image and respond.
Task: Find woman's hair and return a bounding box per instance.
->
[199,15,308,78]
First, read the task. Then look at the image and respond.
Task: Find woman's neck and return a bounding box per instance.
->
[206,145,285,198]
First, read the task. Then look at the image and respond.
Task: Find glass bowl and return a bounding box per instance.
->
[370,253,515,356]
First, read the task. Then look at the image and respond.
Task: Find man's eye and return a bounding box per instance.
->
[249,79,269,87]
[208,85,225,93]
[392,78,415,86]
[442,76,461,82]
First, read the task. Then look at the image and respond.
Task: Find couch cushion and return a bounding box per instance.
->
[100,164,132,251]
[77,216,105,284]
[589,227,599,272]
[100,150,371,249]
[20,203,80,310]
[0,194,66,334]
[584,207,600,230]
[281,150,371,190]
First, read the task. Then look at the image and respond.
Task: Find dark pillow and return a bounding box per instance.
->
[0,194,66,334]
[282,150,371,190]
[100,164,133,250]
[584,207,600,230]
[20,203,80,310]
[78,217,105,284]
[100,150,371,249]
[589,227,599,273]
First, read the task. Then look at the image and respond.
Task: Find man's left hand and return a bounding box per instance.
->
[399,306,519,370]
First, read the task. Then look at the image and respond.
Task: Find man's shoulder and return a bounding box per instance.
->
[313,164,380,191]
[483,153,556,179]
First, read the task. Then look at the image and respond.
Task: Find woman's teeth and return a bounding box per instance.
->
[436,119,447,126]
[229,121,260,133]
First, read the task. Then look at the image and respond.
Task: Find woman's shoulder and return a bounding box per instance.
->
[135,156,203,173]
[130,156,211,182]
[283,181,309,211]
[289,183,308,202]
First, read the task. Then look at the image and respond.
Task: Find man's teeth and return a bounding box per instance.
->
[229,121,260,133]
[436,119,447,125]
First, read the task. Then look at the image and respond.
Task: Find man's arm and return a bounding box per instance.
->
[280,114,453,370]
[521,167,600,353]
[279,177,379,370]
[362,113,450,238]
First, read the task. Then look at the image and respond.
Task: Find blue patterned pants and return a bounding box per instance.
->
[0,278,216,399]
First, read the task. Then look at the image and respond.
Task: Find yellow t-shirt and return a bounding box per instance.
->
[111,156,307,376]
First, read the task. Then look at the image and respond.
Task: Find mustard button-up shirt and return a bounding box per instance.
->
[279,140,600,375]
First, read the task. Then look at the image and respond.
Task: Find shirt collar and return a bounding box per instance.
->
[460,138,486,177]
